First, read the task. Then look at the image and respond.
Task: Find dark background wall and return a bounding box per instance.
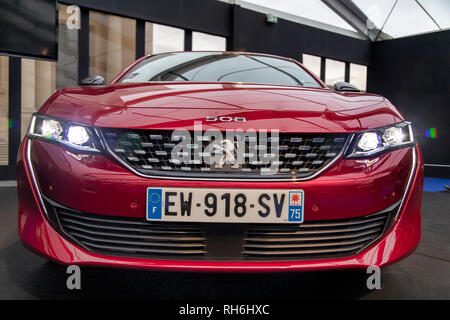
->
[368,30,450,177]
[231,6,370,65]
[0,0,58,60]
[64,0,370,65]
[63,0,232,37]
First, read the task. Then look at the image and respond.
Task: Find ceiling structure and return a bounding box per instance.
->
[220,0,450,41]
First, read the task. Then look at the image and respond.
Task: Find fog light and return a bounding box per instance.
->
[41,119,62,138]
[358,132,380,151]
[67,126,90,145]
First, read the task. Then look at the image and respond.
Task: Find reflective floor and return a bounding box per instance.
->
[0,187,448,300]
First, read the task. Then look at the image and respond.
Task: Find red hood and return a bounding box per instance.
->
[40,82,404,133]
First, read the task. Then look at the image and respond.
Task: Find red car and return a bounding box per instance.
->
[17,51,423,272]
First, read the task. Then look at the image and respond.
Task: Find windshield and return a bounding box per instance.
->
[119,52,322,88]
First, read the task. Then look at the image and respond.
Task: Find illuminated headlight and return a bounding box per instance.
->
[357,132,380,151]
[28,114,101,152]
[41,119,63,138]
[345,122,414,158]
[67,126,90,145]
[383,126,404,144]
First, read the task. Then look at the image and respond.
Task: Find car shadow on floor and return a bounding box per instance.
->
[1,241,373,300]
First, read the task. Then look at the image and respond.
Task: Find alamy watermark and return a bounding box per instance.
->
[366,265,381,290]
[66,265,81,290]
[65,5,80,30]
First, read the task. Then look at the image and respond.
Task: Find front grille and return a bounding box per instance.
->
[101,128,349,179]
[47,198,396,261]
[51,204,207,257]
[243,212,392,258]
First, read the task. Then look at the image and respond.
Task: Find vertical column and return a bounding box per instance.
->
[35,61,56,108]
[184,29,192,51]
[8,57,21,166]
[227,4,236,51]
[320,57,326,82]
[78,7,89,84]
[0,57,9,166]
[57,3,79,89]
[136,19,145,59]
[145,22,153,54]
[120,16,136,71]
[106,15,122,83]
[345,62,350,83]
[21,59,35,139]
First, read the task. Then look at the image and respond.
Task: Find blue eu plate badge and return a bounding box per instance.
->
[147,188,162,220]
[288,191,304,222]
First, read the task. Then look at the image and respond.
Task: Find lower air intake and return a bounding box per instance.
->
[45,198,396,261]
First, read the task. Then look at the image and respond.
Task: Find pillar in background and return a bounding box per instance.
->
[0,56,9,165]
[57,4,79,89]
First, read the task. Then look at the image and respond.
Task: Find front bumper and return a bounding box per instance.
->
[17,137,423,272]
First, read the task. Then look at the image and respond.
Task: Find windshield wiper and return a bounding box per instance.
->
[159,71,189,81]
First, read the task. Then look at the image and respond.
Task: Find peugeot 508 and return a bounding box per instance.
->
[17,51,423,271]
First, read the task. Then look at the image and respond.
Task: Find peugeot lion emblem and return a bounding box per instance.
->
[214,139,240,169]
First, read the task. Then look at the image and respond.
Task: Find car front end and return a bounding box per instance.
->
[17,52,423,272]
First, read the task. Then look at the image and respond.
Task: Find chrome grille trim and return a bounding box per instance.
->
[249,214,386,229]
[243,245,365,256]
[97,128,351,181]
[242,204,398,258]
[244,235,376,249]
[62,224,203,240]
[245,229,382,243]
[80,241,206,255]
[51,204,207,257]
[70,232,206,248]
[246,221,385,236]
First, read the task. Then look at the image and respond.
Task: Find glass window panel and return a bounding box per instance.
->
[252,55,321,87]
[120,52,321,88]
[382,0,439,38]
[415,0,450,29]
[243,0,356,31]
[21,59,56,139]
[354,0,449,34]
[302,54,321,78]
[192,32,226,51]
[0,56,8,165]
[353,0,397,30]
[57,4,79,89]
[145,23,184,54]
[325,59,345,86]
[89,11,136,83]
[350,63,367,92]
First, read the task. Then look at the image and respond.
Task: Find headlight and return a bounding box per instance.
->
[28,113,101,152]
[345,122,414,158]
[67,126,90,145]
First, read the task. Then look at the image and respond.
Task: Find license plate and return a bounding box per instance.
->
[146,188,304,223]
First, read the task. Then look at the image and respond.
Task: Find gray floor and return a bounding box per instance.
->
[0,187,448,300]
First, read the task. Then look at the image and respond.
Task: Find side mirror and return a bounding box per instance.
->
[80,75,105,86]
[334,81,360,92]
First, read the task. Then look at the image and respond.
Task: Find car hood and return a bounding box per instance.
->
[41,82,404,132]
